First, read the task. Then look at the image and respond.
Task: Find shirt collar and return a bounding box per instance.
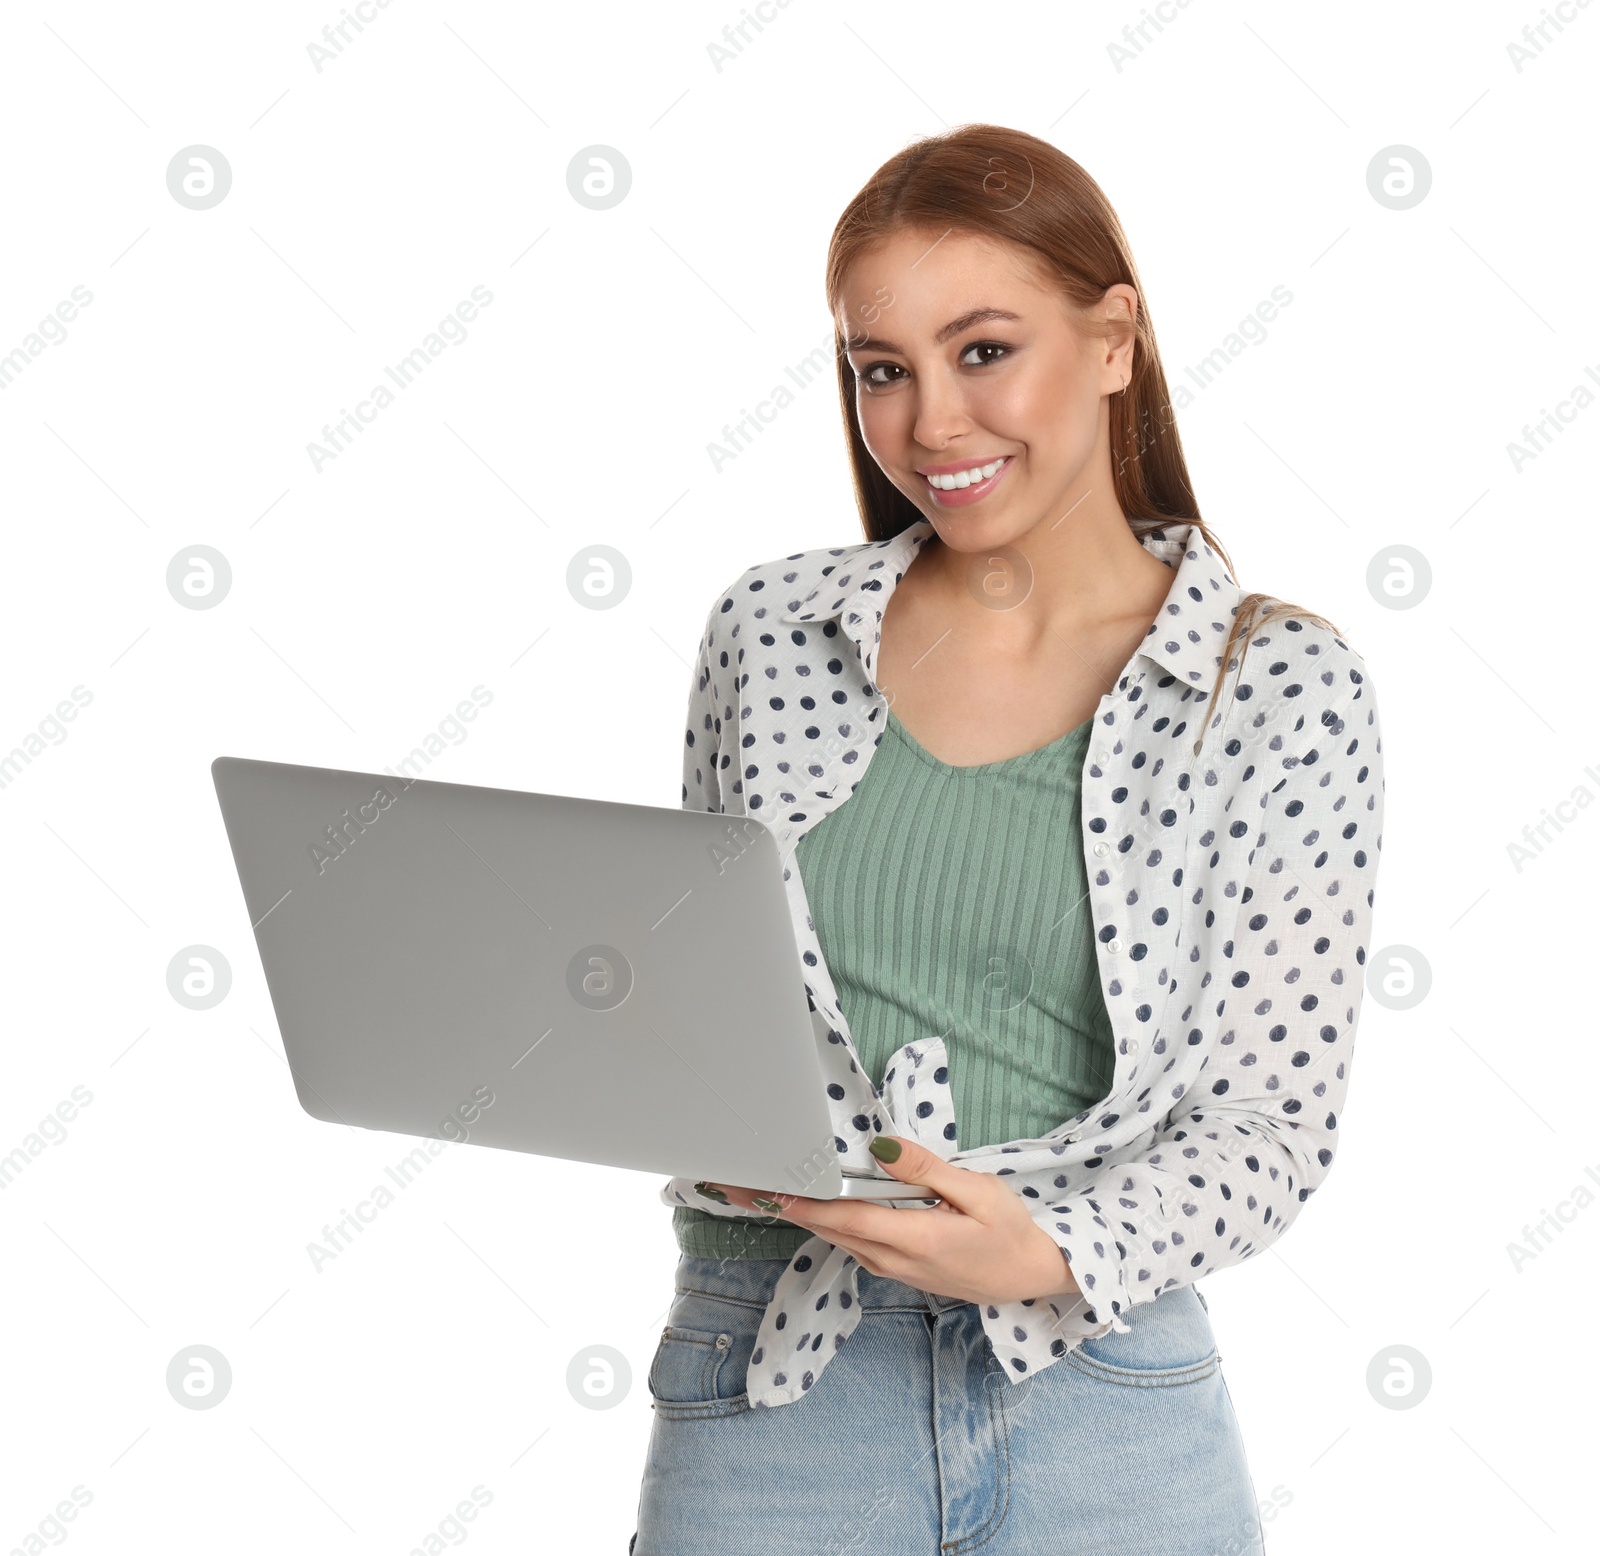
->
[774,517,1245,691]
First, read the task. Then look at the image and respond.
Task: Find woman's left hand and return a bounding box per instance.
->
[698,1135,1082,1307]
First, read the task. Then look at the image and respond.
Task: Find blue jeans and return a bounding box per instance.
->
[631,1254,1266,1555]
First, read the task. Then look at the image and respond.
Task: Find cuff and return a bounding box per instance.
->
[1031,1200,1133,1339]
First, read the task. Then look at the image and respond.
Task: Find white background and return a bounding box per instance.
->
[2,1,1595,1551]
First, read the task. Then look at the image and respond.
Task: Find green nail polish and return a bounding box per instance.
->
[869,1135,901,1163]
[751,1195,784,1214]
[695,1181,730,1204]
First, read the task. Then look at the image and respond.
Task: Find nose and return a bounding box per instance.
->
[911,367,973,455]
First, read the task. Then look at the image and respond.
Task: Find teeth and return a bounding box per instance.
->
[924,456,1008,491]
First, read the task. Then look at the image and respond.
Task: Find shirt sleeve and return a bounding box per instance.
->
[1031,654,1386,1332]
[662,584,759,1219]
[680,593,727,814]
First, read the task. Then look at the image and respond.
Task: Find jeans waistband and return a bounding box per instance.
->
[672,1252,971,1316]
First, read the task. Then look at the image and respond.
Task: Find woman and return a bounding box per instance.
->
[631,124,1384,1555]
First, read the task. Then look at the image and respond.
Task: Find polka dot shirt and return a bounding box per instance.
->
[660,518,1387,1411]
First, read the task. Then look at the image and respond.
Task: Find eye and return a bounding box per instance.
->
[960,340,1011,367]
[855,362,904,391]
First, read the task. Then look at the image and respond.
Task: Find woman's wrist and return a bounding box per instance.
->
[1010,1223,1080,1303]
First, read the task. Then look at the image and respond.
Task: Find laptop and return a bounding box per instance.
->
[210,756,936,1204]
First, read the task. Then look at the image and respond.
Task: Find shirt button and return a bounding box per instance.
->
[1107,939,1122,953]
[1093,842,1110,857]
[1096,750,1110,764]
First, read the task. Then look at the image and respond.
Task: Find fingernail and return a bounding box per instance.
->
[695,1181,730,1204]
[751,1194,784,1214]
[869,1135,901,1162]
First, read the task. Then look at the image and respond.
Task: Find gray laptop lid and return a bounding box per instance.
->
[211,756,845,1197]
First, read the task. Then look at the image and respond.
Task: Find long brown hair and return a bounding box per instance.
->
[824,124,1341,751]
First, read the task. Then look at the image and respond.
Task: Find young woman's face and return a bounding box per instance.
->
[838,228,1132,550]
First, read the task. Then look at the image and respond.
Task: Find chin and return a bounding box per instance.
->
[929,513,1027,548]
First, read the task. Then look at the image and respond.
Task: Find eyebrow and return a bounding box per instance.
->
[843,306,1024,355]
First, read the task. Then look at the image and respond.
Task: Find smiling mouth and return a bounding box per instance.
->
[921,455,1012,492]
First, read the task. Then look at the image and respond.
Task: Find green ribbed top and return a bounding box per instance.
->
[673,707,1117,1260]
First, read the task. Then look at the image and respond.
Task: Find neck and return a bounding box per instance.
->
[913,499,1173,651]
